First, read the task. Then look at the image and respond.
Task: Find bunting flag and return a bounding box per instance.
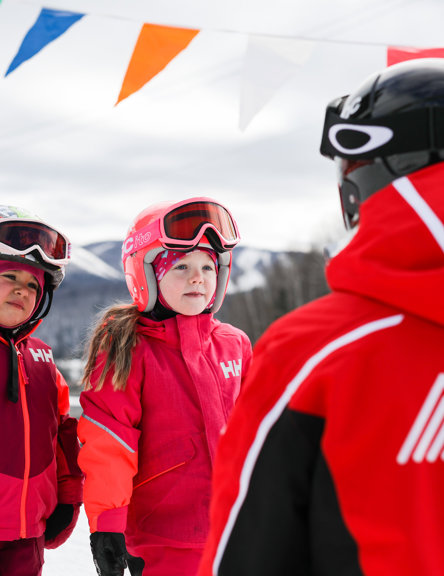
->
[115,23,199,105]
[5,8,85,76]
[239,36,314,131]
[387,46,444,66]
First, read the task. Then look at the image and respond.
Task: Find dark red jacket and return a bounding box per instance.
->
[199,163,444,576]
[0,324,83,544]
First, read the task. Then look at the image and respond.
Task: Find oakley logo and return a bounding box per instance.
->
[328,124,393,155]
[220,359,242,379]
[397,374,444,464]
[29,348,54,363]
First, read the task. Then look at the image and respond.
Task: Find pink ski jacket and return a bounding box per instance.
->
[78,313,251,571]
[199,163,444,576]
[0,324,83,544]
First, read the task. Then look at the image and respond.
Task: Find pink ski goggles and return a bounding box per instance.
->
[123,199,239,261]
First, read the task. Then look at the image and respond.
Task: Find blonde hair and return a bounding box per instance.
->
[82,303,140,392]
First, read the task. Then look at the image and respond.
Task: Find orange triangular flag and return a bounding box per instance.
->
[116,23,199,105]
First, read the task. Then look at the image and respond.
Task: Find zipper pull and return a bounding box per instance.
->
[17,350,29,386]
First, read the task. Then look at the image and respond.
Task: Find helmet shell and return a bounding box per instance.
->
[321,58,444,228]
[122,199,234,313]
[0,205,67,290]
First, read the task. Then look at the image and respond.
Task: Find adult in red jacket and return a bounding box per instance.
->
[0,206,83,575]
[78,198,252,576]
[198,59,444,576]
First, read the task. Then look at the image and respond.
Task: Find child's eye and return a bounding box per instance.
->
[28,282,39,292]
[2,274,16,281]
[203,265,215,271]
[175,264,187,270]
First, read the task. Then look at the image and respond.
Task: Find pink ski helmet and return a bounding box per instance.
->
[122,197,240,313]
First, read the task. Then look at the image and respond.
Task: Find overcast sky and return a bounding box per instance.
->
[0,0,442,252]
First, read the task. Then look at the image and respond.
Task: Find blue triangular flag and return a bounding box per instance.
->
[5,8,84,76]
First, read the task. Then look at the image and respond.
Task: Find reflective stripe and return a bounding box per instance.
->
[213,313,404,575]
[393,176,444,253]
[80,414,135,454]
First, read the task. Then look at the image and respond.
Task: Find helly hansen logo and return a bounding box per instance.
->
[220,359,242,379]
[29,348,54,364]
[397,374,444,464]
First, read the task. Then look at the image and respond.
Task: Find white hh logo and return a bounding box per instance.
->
[220,359,242,379]
[29,348,54,364]
[397,374,444,465]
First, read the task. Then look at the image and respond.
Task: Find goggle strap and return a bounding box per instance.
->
[320,106,443,159]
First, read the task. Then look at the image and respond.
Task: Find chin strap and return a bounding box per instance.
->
[1,287,54,404]
[4,333,18,403]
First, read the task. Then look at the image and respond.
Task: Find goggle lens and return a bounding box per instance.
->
[164,202,238,244]
[0,221,68,262]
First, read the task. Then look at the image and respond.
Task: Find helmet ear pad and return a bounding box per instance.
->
[211,250,231,314]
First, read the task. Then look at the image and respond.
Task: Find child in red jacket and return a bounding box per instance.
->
[0,205,83,575]
[78,197,252,576]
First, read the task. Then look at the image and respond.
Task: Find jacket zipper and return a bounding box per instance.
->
[17,348,31,539]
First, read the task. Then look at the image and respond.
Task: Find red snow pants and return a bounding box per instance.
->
[0,535,44,576]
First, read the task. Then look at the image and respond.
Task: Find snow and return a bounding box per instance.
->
[69,244,122,280]
[43,394,94,573]
[44,507,97,575]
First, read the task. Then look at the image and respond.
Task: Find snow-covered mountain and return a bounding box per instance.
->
[34,241,283,355]
[68,243,123,280]
[67,240,290,292]
[34,240,328,383]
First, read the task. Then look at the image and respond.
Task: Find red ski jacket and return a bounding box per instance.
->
[199,163,444,576]
[0,323,83,544]
[78,313,251,573]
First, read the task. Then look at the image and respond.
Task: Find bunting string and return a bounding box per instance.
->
[3,1,444,129]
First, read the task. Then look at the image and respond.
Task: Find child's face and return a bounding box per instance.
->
[159,250,217,316]
[0,269,39,327]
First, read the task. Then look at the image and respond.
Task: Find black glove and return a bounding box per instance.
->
[90,532,128,576]
[45,503,75,541]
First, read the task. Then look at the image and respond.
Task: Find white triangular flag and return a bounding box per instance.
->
[239,35,314,130]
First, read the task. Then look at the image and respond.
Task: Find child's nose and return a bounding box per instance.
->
[190,268,203,282]
[14,281,29,295]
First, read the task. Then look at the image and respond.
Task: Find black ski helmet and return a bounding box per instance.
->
[320,58,444,228]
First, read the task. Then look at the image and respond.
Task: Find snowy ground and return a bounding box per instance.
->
[44,395,96,574]
[44,506,97,575]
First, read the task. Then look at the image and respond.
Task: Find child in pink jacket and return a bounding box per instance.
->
[78,198,252,576]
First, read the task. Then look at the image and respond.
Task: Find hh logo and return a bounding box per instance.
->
[220,359,242,379]
[29,348,54,364]
[397,374,444,464]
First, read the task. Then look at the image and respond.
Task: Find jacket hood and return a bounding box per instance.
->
[326,162,444,327]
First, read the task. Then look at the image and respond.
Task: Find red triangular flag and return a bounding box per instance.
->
[387,46,444,67]
[116,23,199,105]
